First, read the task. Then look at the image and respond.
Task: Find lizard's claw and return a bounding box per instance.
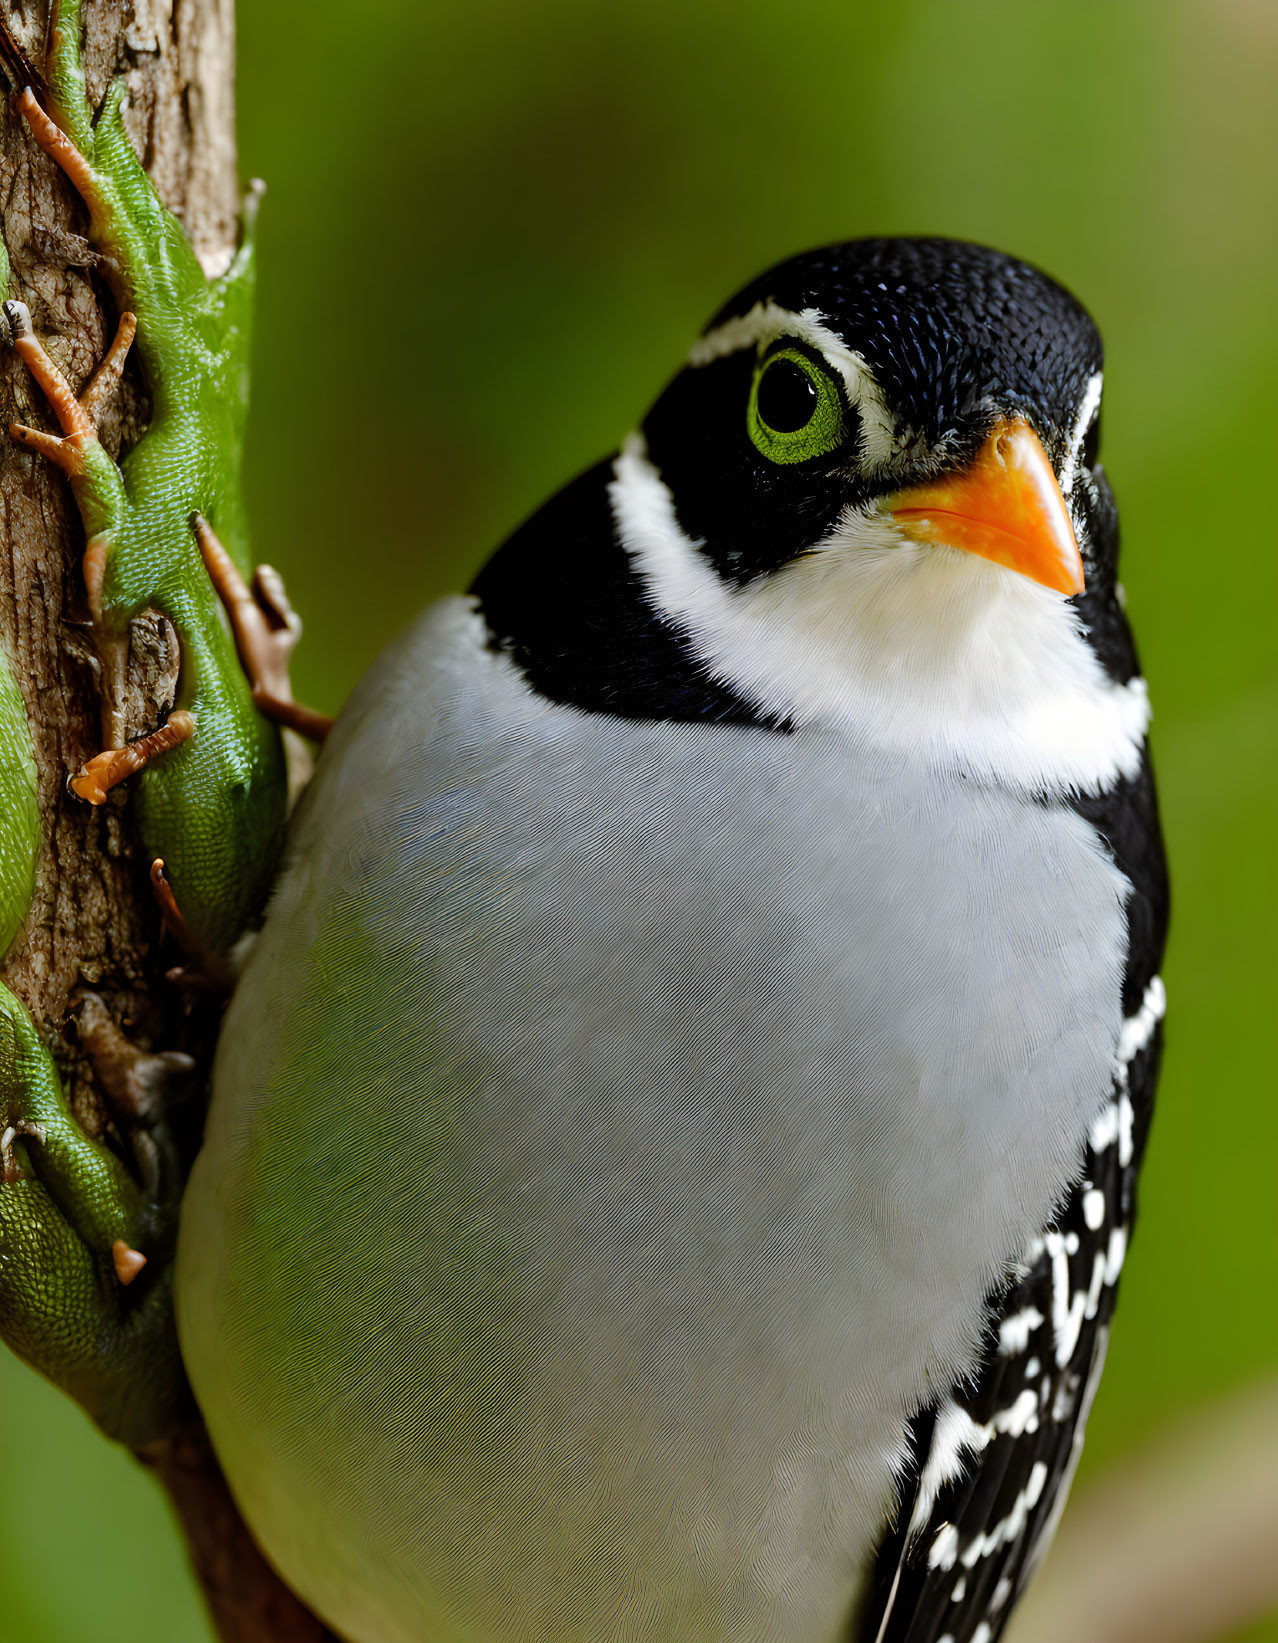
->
[191,512,333,742]
[112,1240,147,1284]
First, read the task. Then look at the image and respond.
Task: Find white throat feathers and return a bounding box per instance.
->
[610,432,1148,795]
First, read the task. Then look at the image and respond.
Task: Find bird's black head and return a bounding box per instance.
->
[642,236,1112,590]
[710,237,1102,444]
[476,237,1144,791]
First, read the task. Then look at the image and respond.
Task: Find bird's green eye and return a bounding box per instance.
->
[747,347,845,465]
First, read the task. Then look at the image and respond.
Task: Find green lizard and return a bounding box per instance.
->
[0,0,318,1443]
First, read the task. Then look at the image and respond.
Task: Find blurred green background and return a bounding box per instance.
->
[1,0,1275,1639]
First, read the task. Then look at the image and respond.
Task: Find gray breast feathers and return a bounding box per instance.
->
[180,598,1130,1643]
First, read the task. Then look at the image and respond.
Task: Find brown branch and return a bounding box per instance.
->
[1007,1377,1278,1643]
[0,4,335,1638]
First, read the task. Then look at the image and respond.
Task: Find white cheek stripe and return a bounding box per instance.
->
[609,434,1150,795]
[1059,369,1104,497]
[687,300,898,470]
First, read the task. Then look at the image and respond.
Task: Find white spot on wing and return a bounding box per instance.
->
[991,1389,1040,1438]
[1023,1327,1111,1583]
[1085,1251,1107,1319]
[1090,1086,1136,1167]
[1104,1225,1128,1284]
[929,1523,960,1572]
[909,1400,991,1533]
[998,1306,1045,1356]
[1090,1100,1120,1154]
[957,1461,1049,1568]
[1117,975,1166,1067]
[1046,1230,1086,1368]
[1053,1375,1080,1422]
[1118,1092,1135,1169]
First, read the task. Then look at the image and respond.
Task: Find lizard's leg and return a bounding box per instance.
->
[148,858,234,989]
[10,55,292,960]
[0,0,278,1452]
[190,513,334,742]
[5,298,97,472]
[0,996,187,1445]
[71,712,195,804]
[15,85,99,203]
[80,310,137,422]
[4,300,198,794]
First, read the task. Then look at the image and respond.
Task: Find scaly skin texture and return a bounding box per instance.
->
[0,0,285,1444]
[15,0,286,959]
[0,368,183,1442]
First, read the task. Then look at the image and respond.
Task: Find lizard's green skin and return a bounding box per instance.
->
[26,0,288,959]
[0,426,182,1442]
[0,1,284,1442]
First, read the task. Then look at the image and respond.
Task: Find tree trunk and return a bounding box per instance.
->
[0,3,334,1638]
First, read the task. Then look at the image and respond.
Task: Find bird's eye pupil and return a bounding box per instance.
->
[746,347,844,465]
[756,358,818,433]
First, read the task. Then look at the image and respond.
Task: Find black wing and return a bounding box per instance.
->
[854,754,1168,1643]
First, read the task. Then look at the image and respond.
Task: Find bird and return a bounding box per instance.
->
[176,236,1168,1643]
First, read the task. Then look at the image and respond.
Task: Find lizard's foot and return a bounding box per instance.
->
[4,298,93,474]
[190,512,333,742]
[0,994,187,1444]
[4,299,135,458]
[75,993,195,1131]
[71,710,194,804]
[5,296,133,733]
[149,859,234,989]
[75,991,194,1213]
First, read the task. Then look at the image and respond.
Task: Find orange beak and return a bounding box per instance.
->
[888,416,1085,596]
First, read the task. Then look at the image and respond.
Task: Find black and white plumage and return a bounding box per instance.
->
[857,926,1165,1643]
[178,237,1167,1643]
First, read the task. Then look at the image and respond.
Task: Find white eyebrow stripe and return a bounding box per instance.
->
[687,300,898,469]
[1059,369,1104,496]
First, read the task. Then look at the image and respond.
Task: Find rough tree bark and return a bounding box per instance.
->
[0,3,334,1638]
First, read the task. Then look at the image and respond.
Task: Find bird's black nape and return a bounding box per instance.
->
[470,460,780,727]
